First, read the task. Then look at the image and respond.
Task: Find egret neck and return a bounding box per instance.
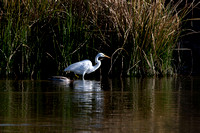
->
[89,55,101,73]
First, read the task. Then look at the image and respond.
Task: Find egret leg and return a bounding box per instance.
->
[75,74,79,78]
[82,72,86,80]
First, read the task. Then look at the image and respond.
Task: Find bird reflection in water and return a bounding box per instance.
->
[49,75,112,92]
[49,76,104,91]
[71,79,103,121]
[72,80,101,92]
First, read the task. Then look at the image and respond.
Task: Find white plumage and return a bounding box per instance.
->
[64,53,110,79]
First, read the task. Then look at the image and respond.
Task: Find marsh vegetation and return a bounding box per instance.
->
[0,0,196,79]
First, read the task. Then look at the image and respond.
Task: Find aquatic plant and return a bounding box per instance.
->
[88,0,194,76]
[0,0,92,79]
[0,0,196,78]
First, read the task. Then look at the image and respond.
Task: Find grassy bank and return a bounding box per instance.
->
[0,0,195,79]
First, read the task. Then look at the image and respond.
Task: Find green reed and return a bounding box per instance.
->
[0,0,195,78]
[0,0,92,78]
[88,0,192,76]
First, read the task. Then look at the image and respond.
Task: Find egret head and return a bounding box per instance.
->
[97,53,110,58]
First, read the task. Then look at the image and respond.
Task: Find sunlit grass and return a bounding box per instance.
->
[89,0,192,76]
[0,0,196,78]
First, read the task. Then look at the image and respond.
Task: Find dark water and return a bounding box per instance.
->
[0,77,200,132]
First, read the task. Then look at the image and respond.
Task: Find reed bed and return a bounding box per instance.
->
[0,0,196,78]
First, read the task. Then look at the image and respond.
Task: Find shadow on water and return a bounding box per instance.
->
[0,77,200,132]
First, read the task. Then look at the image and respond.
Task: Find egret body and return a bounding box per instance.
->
[64,53,110,79]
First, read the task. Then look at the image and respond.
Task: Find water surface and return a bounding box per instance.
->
[0,77,200,132]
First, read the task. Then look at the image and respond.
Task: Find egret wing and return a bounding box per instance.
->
[64,60,92,74]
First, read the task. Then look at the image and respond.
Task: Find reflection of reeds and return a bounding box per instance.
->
[0,0,195,78]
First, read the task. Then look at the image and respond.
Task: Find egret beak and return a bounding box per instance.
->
[104,55,110,59]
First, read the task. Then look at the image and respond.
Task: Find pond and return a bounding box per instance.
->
[0,76,200,132]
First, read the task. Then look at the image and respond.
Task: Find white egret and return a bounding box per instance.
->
[64,53,110,79]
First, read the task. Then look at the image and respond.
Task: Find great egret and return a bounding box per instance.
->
[64,53,110,79]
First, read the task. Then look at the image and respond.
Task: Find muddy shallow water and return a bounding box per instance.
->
[0,76,200,132]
